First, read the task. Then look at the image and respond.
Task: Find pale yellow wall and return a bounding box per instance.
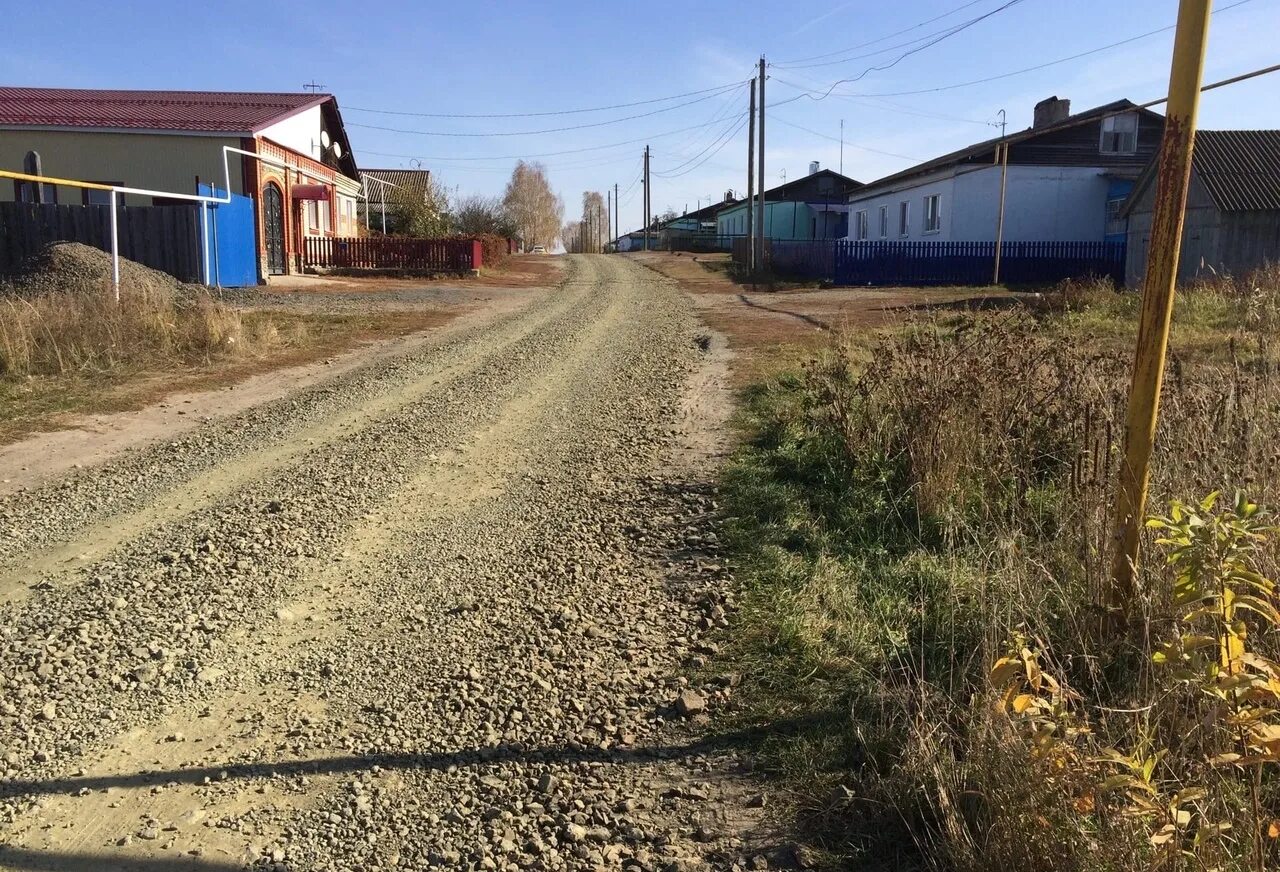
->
[0,129,245,206]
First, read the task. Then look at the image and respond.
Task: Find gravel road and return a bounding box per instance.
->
[0,257,775,871]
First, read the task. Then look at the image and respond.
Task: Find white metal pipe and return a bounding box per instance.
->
[109,190,120,302]
[200,201,210,285]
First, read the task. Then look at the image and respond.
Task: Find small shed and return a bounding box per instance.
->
[1124,129,1280,286]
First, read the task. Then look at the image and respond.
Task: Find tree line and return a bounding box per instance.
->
[379,160,565,250]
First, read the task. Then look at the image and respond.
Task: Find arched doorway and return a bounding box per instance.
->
[263,183,285,275]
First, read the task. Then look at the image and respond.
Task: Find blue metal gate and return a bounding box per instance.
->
[198,184,258,287]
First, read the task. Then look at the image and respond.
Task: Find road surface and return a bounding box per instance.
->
[0,257,767,871]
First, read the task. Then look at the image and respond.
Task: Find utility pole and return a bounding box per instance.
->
[992,141,1010,284]
[756,56,766,271]
[840,119,844,176]
[1110,0,1213,615]
[614,182,619,247]
[746,77,756,271]
[643,146,651,252]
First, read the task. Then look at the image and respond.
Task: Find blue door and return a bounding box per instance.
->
[198,183,259,286]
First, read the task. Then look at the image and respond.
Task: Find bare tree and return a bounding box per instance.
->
[562,221,582,253]
[580,192,609,253]
[502,161,564,250]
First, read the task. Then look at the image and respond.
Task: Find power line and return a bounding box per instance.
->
[353,113,748,162]
[347,83,747,138]
[770,115,923,161]
[344,81,745,119]
[774,0,1032,70]
[653,116,750,179]
[774,0,991,65]
[771,75,991,125]
[772,0,1030,100]
[788,0,1257,101]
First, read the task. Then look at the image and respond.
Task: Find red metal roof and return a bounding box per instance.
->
[0,87,330,134]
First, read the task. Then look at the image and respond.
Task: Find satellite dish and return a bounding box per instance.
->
[332,142,343,159]
[320,130,332,148]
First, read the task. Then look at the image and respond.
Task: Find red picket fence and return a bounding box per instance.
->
[304,236,483,272]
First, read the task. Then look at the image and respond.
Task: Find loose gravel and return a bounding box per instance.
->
[0,256,779,871]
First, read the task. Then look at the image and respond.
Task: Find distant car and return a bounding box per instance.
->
[530,245,547,255]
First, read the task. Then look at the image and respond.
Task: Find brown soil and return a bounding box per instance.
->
[630,251,1020,383]
[270,254,565,294]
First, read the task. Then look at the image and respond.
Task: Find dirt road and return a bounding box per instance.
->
[0,257,769,871]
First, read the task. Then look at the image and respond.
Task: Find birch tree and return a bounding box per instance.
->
[502,161,564,249]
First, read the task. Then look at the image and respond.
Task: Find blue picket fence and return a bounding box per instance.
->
[755,239,1126,286]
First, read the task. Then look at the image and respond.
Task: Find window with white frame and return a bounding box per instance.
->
[898,201,910,237]
[1100,112,1139,155]
[1105,198,1126,237]
[923,194,941,233]
[879,205,888,238]
[855,210,868,240]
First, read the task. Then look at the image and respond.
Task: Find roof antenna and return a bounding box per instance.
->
[303,80,326,93]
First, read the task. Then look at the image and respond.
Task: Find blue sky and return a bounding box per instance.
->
[5,0,1278,236]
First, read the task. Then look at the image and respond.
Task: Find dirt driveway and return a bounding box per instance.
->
[0,256,774,871]
[628,251,1017,381]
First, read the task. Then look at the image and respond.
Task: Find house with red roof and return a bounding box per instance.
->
[0,87,362,280]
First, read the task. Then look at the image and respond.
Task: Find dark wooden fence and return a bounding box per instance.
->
[0,201,202,281]
[666,233,742,253]
[304,236,482,272]
[734,238,1126,286]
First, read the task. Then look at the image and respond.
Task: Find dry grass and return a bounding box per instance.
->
[723,264,1280,870]
[0,279,457,443]
[0,280,260,378]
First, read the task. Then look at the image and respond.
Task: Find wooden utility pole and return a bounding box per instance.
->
[756,56,766,271]
[992,141,1010,284]
[614,183,619,248]
[643,146,651,252]
[746,78,756,271]
[1110,0,1214,613]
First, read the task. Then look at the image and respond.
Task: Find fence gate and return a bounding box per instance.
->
[198,184,258,286]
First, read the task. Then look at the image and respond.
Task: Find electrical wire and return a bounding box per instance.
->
[353,112,748,162]
[774,0,1033,70]
[769,115,922,161]
[771,75,992,125]
[772,0,1030,102]
[347,83,747,138]
[786,0,1257,101]
[344,81,745,119]
[653,116,750,179]
[774,0,991,65]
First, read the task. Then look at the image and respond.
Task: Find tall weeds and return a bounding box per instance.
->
[725,266,1280,870]
[0,281,253,377]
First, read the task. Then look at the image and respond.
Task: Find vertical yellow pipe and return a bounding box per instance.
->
[1110,0,1214,611]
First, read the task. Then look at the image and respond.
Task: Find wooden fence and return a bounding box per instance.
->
[304,236,483,272]
[0,201,202,281]
[734,238,1127,286]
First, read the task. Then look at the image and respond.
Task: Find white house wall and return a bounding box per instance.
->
[257,106,323,161]
[845,165,1112,242]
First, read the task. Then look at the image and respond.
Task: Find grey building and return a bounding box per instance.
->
[1124,129,1280,286]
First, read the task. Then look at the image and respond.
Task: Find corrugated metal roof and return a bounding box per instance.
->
[0,87,329,133]
[857,99,1157,192]
[1192,129,1280,212]
[361,169,431,193]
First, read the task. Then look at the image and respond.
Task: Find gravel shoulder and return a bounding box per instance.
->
[0,256,782,872]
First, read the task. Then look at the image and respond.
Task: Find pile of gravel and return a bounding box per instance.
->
[1,242,194,298]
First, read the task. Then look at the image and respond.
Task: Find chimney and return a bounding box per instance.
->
[1033,96,1071,129]
[808,161,820,176]
[724,190,734,203]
